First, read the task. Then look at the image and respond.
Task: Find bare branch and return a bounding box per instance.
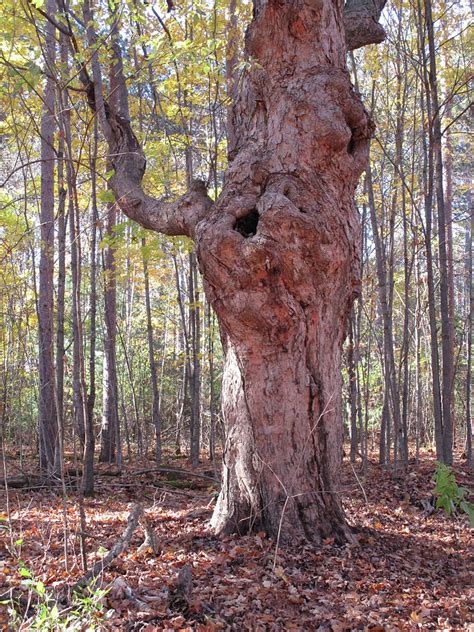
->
[72,504,143,592]
[107,113,212,238]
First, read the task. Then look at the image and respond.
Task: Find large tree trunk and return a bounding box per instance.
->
[195,0,372,543]
[78,0,383,544]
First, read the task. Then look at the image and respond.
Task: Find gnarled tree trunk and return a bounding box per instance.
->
[77,0,385,543]
[196,0,373,543]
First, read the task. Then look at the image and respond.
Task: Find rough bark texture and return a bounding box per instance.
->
[197,0,372,543]
[81,0,382,543]
[344,0,387,51]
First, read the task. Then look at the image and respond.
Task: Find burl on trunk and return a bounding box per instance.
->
[84,0,384,543]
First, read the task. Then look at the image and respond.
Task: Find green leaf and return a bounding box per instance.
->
[35,580,46,595]
[98,189,115,203]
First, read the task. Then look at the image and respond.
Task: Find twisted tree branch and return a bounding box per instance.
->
[72,0,214,240]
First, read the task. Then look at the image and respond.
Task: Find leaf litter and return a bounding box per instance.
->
[0,452,471,630]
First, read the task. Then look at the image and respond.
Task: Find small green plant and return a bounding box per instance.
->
[6,564,111,631]
[432,462,474,526]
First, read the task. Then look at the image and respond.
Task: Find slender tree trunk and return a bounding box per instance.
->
[465,202,473,465]
[99,197,120,464]
[98,3,126,465]
[417,0,443,459]
[414,240,423,463]
[142,238,162,463]
[84,121,99,495]
[55,118,66,461]
[38,0,58,472]
[173,255,193,456]
[207,302,218,465]
[225,0,239,155]
[348,309,358,463]
[64,119,86,450]
[395,35,410,465]
[444,98,455,448]
[367,166,401,467]
[189,252,201,468]
[425,0,453,464]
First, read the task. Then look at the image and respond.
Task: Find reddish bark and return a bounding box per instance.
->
[198,0,372,543]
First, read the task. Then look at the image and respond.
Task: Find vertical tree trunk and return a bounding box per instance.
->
[444,98,455,448]
[225,0,239,154]
[465,203,473,465]
[195,0,373,542]
[189,252,201,468]
[348,309,358,463]
[367,166,401,467]
[417,0,443,459]
[207,302,218,465]
[142,238,162,463]
[38,0,58,472]
[84,121,99,495]
[99,197,120,464]
[55,114,66,461]
[98,3,125,465]
[173,255,193,456]
[64,116,86,450]
[425,0,453,464]
[414,240,423,463]
[394,30,410,465]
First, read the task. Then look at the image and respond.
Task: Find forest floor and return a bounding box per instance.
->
[0,451,472,631]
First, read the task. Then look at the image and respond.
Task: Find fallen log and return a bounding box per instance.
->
[0,474,48,489]
[130,467,220,485]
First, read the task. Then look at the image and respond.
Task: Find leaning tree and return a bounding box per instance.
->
[59,0,387,543]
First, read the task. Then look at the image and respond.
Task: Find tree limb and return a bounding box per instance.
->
[344,0,388,51]
[106,112,212,239]
[77,0,212,240]
[72,503,143,592]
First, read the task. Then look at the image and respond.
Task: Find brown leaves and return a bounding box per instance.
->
[0,455,472,630]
